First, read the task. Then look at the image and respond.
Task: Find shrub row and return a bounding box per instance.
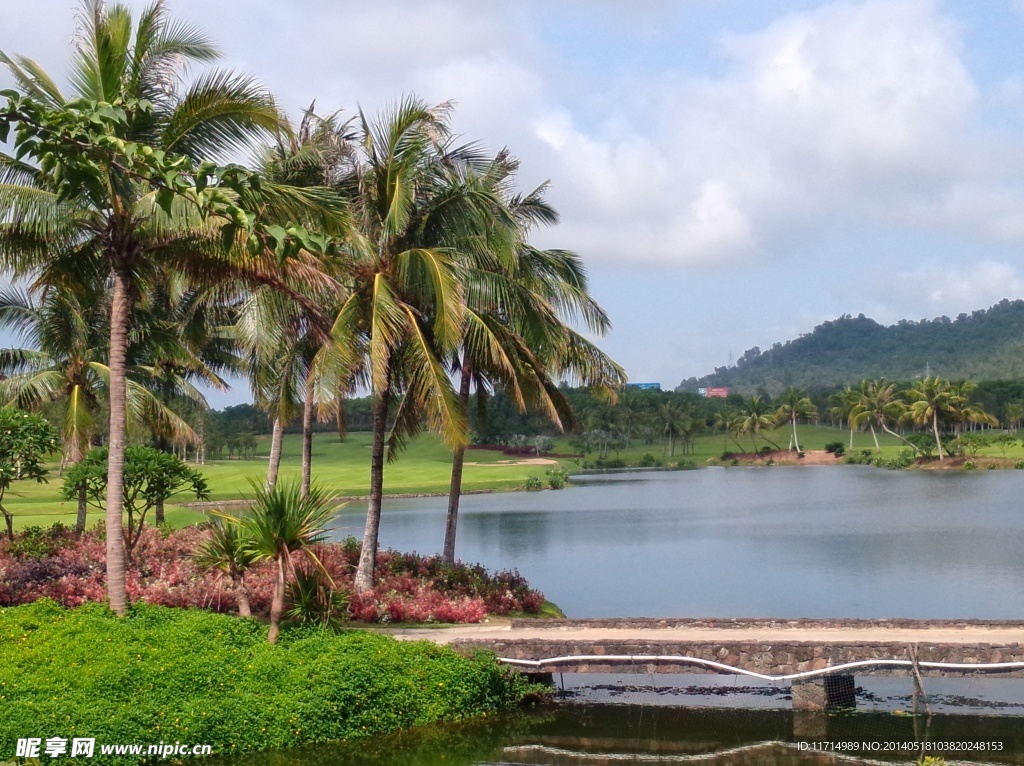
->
[0,525,544,623]
[0,601,534,764]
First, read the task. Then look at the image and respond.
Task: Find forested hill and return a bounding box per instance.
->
[678,299,1024,395]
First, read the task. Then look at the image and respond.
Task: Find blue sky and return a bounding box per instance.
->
[5,0,1024,405]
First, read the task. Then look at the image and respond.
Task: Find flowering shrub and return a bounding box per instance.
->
[0,526,545,624]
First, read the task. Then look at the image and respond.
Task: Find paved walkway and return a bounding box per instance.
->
[386,622,1024,646]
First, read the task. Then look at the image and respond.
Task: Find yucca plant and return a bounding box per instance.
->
[285,561,349,632]
[192,519,257,617]
[215,481,338,643]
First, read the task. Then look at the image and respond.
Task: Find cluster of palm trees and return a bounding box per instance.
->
[833,377,997,460]
[0,1,622,615]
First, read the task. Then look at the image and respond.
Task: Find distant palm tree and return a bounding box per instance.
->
[775,388,816,452]
[739,396,777,453]
[906,376,955,460]
[849,379,913,451]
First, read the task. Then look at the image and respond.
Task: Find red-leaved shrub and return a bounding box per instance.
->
[0,526,544,625]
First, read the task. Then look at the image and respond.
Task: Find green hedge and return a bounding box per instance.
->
[0,601,531,763]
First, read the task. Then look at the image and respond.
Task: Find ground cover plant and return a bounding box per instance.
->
[0,524,544,623]
[0,601,535,764]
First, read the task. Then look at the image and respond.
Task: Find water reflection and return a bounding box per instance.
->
[332,467,1024,618]
[209,706,1024,765]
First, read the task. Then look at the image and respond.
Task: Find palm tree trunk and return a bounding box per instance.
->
[443,360,473,565]
[300,376,314,500]
[355,389,390,593]
[266,417,284,490]
[933,411,944,461]
[791,415,801,452]
[268,555,285,644]
[869,423,880,449]
[234,575,252,618]
[105,267,131,616]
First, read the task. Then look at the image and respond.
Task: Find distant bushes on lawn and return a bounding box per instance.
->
[0,525,544,623]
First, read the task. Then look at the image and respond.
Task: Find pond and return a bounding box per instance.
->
[332,466,1024,619]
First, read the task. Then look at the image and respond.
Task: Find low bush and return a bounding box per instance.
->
[638,453,662,467]
[823,441,845,456]
[0,526,545,623]
[0,602,534,763]
[545,466,569,489]
[523,476,543,491]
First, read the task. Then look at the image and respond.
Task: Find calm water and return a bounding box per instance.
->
[332,466,1024,619]
[213,705,1024,765]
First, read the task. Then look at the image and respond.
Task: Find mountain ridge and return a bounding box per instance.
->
[677,298,1024,395]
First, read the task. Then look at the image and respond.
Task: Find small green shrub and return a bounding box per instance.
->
[1016,460,1024,470]
[823,441,845,456]
[765,458,775,466]
[638,453,662,467]
[523,476,543,491]
[986,463,997,470]
[545,466,569,489]
[964,461,976,470]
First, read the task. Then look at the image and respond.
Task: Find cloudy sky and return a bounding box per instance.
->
[5,0,1024,404]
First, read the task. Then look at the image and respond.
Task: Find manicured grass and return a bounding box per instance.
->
[2,433,558,531]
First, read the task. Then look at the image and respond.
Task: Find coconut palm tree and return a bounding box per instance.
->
[775,388,815,452]
[217,481,337,643]
[905,376,955,460]
[0,0,285,615]
[323,98,498,593]
[0,283,199,466]
[849,379,919,453]
[738,396,777,453]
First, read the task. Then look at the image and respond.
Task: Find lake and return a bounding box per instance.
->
[332,465,1024,619]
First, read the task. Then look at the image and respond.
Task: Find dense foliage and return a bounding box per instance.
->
[681,299,1024,395]
[0,601,534,763]
[0,525,543,623]
[0,406,58,540]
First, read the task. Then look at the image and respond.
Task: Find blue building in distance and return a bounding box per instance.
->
[625,382,661,391]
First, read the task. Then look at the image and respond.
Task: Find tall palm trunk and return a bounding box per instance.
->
[933,410,944,461]
[300,376,314,500]
[266,417,284,490]
[443,359,473,564]
[869,423,880,449]
[791,415,801,452]
[105,267,131,616]
[355,389,390,592]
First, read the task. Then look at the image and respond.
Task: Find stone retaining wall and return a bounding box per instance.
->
[509,617,1024,630]
[454,638,1024,677]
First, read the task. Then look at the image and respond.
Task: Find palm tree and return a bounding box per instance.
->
[323,98,474,593]
[217,482,336,643]
[659,402,687,457]
[848,378,926,455]
[0,283,198,465]
[775,388,815,452]
[738,396,777,453]
[0,0,284,614]
[906,376,955,460]
[830,386,860,450]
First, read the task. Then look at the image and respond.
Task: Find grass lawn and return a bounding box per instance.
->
[2,431,562,530]
[6,424,1023,531]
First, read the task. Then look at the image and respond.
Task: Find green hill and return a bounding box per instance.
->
[678,299,1024,395]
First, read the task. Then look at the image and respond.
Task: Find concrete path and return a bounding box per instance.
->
[384,622,1024,646]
